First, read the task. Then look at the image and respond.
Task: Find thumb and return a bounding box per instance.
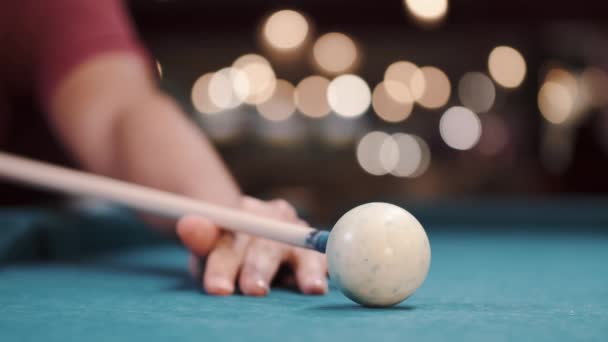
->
[176,215,221,256]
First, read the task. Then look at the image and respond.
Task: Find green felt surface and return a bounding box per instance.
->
[1,203,608,341]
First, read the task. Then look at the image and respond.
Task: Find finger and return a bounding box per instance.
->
[176,215,221,256]
[240,196,268,213]
[239,238,288,296]
[203,232,249,296]
[291,248,328,295]
[268,199,298,221]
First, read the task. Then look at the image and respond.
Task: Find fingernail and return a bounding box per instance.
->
[256,279,270,295]
[209,278,234,295]
[308,278,328,294]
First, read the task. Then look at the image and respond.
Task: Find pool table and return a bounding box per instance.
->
[1,199,607,341]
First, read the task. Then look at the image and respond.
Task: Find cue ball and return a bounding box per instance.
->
[326,202,431,307]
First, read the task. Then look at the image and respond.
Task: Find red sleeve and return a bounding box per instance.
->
[21,0,150,110]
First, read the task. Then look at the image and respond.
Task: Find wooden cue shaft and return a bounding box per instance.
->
[0,152,329,252]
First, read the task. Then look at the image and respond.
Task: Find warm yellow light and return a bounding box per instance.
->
[390,133,431,178]
[544,67,588,122]
[191,73,221,115]
[257,79,296,121]
[356,131,431,177]
[384,61,424,102]
[488,46,526,88]
[372,81,414,123]
[546,68,578,98]
[232,54,276,105]
[295,76,331,118]
[390,133,422,178]
[233,54,269,69]
[313,32,358,75]
[208,67,249,109]
[439,106,482,150]
[404,0,448,23]
[263,10,309,50]
[538,82,574,125]
[356,131,395,176]
[327,74,371,118]
[412,66,451,109]
[458,72,496,113]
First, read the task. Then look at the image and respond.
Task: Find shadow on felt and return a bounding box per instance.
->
[308,303,417,311]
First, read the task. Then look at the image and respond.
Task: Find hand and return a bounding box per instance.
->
[176,196,328,296]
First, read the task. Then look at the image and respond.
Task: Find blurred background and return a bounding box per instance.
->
[128,0,608,222]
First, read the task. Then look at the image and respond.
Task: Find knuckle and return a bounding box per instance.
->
[242,196,263,211]
[242,244,284,274]
[271,199,297,219]
[296,248,328,267]
[249,238,286,260]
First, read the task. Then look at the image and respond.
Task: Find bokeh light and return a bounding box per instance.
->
[379,137,400,176]
[458,72,496,113]
[191,73,221,115]
[256,79,296,121]
[208,67,249,109]
[538,81,573,125]
[295,76,331,118]
[411,66,451,109]
[404,0,448,25]
[544,67,590,124]
[232,54,277,105]
[545,68,578,98]
[390,133,431,178]
[372,81,414,123]
[327,74,371,118]
[263,10,309,50]
[488,46,527,88]
[313,32,358,75]
[356,131,431,177]
[439,106,482,150]
[384,61,424,102]
[356,131,395,176]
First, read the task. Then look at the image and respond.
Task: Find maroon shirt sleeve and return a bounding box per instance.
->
[15,0,150,110]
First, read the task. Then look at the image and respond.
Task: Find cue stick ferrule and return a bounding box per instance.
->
[305,230,329,253]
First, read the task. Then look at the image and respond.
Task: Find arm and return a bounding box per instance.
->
[47,52,327,296]
[24,0,326,297]
[48,52,241,211]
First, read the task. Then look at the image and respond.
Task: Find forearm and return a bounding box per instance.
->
[110,92,241,208]
[48,52,242,216]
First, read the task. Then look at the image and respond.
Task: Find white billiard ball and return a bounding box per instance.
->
[326,202,431,307]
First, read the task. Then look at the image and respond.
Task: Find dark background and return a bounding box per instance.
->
[126,0,608,222]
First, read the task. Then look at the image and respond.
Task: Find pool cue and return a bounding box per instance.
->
[0,152,329,253]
